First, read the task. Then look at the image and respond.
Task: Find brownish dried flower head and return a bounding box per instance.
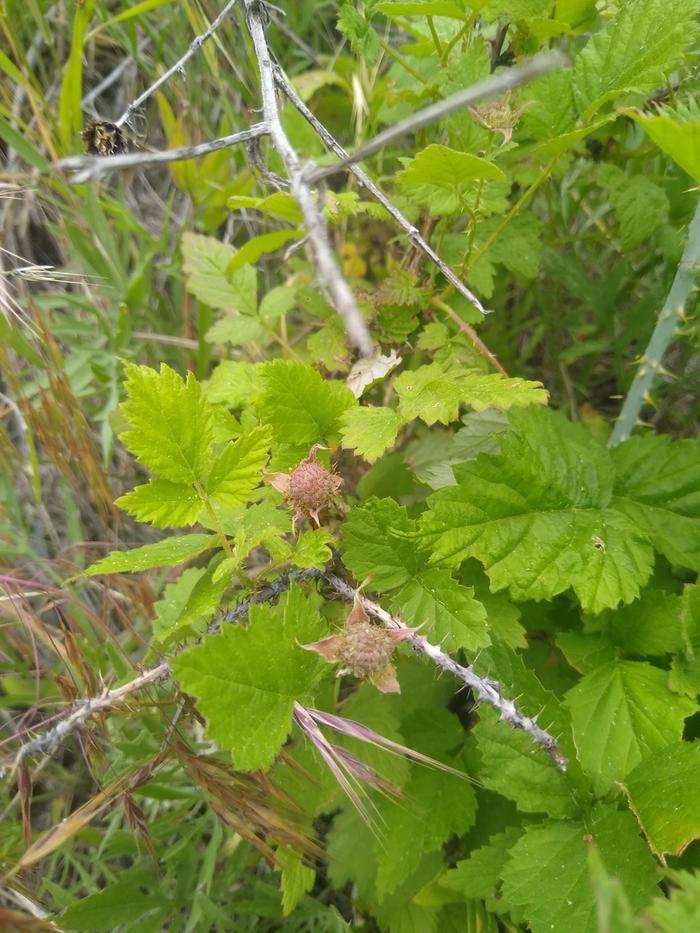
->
[303,593,415,693]
[468,92,533,144]
[82,121,128,156]
[267,444,342,526]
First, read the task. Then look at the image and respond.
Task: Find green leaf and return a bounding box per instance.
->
[500,805,658,933]
[116,479,202,528]
[151,566,207,640]
[339,406,403,462]
[58,0,95,151]
[437,826,523,904]
[622,741,700,857]
[375,767,477,899]
[390,570,488,652]
[84,534,218,576]
[206,361,261,408]
[120,363,214,485]
[564,660,696,794]
[170,584,326,770]
[377,1,469,18]
[181,232,257,313]
[394,364,548,426]
[227,193,303,224]
[572,0,699,119]
[342,498,422,592]
[594,589,684,657]
[520,71,576,141]
[598,165,669,250]
[628,110,700,184]
[227,230,304,274]
[611,433,700,571]
[396,145,505,214]
[58,880,173,932]
[473,706,579,818]
[289,528,335,569]
[277,847,315,917]
[207,426,271,506]
[419,408,654,612]
[647,871,700,932]
[587,842,648,933]
[337,2,380,60]
[254,359,356,453]
[205,315,264,346]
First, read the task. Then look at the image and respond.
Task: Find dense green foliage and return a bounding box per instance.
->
[2,1,700,930]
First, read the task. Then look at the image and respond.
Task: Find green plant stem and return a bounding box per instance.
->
[200,493,234,560]
[466,159,556,274]
[608,198,700,446]
[377,35,428,84]
[427,16,443,60]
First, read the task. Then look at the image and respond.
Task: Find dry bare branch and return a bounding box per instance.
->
[244,0,375,357]
[55,124,269,182]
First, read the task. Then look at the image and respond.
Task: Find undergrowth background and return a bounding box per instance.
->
[1,1,700,930]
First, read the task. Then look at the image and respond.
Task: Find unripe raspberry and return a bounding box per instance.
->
[302,592,416,694]
[267,445,342,526]
[338,622,397,678]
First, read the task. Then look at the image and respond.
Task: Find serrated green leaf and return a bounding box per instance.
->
[375,767,476,899]
[207,426,271,506]
[289,528,335,569]
[622,741,700,857]
[84,534,218,576]
[342,498,423,592]
[181,232,257,313]
[120,363,214,485]
[573,0,699,119]
[254,359,356,455]
[205,315,264,346]
[594,588,684,657]
[611,433,700,571]
[206,361,261,408]
[473,706,579,818]
[337,2,380,60]
[227,230,304,274]
[153,563,228,648]
[520,71,576,141]
[227,193,303,223]
[396,145,505,214]
[152,567,207,640]
[647,870,700,932]
[170,584,326,770]
[628,110,700,184]
[116,479,202,528]
[500,805,658,933]
[390,569,488,652]
[598,165,669,250]
[339,406,403,462]
[564,660,697,794]
[277,847,315,917]
[419,408,655,611]
[394,364,548,426]
[437,825,523,903]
